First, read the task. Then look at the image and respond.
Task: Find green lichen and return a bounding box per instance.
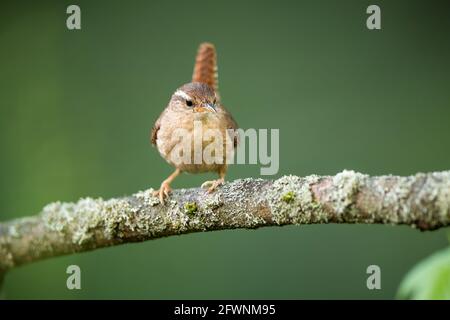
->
[281,191,295,203]
[184,202,198,216]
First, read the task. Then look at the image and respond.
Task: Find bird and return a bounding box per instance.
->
[151,43,238,204]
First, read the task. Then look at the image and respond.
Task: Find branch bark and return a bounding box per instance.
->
[1,170,450,277]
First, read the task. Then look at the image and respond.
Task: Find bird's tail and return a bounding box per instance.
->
[192,42,218,92]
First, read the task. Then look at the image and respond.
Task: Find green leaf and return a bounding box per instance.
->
[397,246,450,300]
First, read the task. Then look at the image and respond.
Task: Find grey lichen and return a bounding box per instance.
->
[204,193,224,210]
[413,171,450,228]
[42,197,144,245]
[326,170,367,217]
[134,188,160,207]
[42,198,108,245]
[0,240,14,270]
[435,172,450,221]
[267,174,324,225]
[378,174,418,225]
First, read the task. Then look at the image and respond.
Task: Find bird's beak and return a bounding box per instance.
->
[203,103,217,113]
[195,103,217,113]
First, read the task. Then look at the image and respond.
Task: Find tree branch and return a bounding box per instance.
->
[1,170,450,277]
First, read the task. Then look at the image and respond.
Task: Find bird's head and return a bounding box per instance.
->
[170,82,218,113]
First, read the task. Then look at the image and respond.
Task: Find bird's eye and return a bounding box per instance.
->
[186,100,193,107]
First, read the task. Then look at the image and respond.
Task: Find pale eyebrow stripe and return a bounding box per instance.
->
[174,90,192,101]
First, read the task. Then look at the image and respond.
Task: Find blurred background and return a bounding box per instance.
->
[1,0,449,299]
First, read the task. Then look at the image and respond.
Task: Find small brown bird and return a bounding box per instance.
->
[151,43,238,204]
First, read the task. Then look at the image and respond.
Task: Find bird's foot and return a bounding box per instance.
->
[153,182,172,205]
[201,178,225,193]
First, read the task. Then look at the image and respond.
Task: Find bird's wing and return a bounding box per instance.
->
[151,109,167,146]
[150,121,160,146]
[221,105,239,148]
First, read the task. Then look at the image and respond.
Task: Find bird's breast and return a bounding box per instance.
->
[156,113,234,173]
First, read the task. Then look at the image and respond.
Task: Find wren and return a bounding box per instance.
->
[151,43,238,204]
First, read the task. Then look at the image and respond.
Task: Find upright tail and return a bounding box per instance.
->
[192,42,218,92]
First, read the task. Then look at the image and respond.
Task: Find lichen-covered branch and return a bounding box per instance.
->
[1,170,450,276]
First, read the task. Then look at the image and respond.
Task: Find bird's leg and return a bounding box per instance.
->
[153,168,181,204]
[201,166,226,193]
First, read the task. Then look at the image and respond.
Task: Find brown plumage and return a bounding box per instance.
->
[151,43,238,204]
[192,43,218,91]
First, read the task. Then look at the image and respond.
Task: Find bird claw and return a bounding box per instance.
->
[201,178,224,193]
[153,183,172,205]
[201,180,213,189]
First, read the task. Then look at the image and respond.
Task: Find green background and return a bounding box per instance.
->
[1,0,449,299]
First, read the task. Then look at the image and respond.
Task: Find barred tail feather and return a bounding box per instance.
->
[192,42,218,92]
